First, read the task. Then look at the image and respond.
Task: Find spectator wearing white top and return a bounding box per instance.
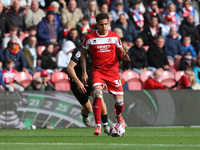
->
[2,25,23,50]
[57,40,76,73]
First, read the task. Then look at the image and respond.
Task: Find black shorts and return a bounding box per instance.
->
[70,77,93,106]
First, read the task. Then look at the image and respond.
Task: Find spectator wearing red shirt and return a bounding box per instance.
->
[144,69,169,90]
[178,65,193,89]
[2,59,24,91]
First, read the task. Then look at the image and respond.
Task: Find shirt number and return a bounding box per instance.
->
[114,80,122,87]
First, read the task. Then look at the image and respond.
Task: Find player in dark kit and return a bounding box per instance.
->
[67,47,110,135]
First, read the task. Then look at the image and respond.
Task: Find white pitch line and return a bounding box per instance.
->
[0,143,200,147]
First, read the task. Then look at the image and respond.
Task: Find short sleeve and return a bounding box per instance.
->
[115,34,122,48]
[71,49,81,64]
[82,35,90,50]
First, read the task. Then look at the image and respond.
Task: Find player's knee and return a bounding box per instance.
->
[94,89,102,98]
[115,97,124,106]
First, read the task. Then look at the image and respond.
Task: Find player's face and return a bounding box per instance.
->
[97,19,109,35]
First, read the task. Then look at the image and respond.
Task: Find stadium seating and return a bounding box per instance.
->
[15,72,33,88]
[160,71,176,87]
[19,32,28,41]
[143,45,149,52]
[37,46,46,55]
[33,71,51,81]
[175,71,184,82]
[168,58,177,73]
[140,71,153,87]
[51,72,70,91]
[122,70,142,90]
[168,58,174,66]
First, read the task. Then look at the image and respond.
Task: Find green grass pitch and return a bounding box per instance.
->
[1,127,200,150]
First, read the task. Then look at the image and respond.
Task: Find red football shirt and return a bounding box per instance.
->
[178,74,190,89]
[2,68,17,84]
[83,30,122,72]
[144,77,166,90]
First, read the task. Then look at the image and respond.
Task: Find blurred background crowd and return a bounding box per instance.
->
[0,0,200,91]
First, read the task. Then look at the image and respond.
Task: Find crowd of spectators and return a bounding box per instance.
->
[1,0,200,91]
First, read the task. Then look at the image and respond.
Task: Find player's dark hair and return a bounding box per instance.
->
[96,13,109,23]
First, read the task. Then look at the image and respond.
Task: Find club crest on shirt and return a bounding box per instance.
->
[108,38,112,43]
[75,51,81,59]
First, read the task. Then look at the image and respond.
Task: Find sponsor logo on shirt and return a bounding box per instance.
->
[97,45,111,52]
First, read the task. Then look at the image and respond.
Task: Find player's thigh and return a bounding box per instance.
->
[92,70,105,88]
[106,75,123,95]
[70,80,90,106]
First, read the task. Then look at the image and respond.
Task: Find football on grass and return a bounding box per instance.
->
[110,123,125,137]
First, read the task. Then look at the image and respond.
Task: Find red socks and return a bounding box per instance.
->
[115,103,124,116]
[92,97,102,125]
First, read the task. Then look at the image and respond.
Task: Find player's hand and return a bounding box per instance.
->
[123,54,131,61]
[81,73,88,87]
[77,81,87,94]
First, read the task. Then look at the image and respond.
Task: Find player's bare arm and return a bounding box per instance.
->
[81,48,89,87]
[117,47,131,61]
[67,60,87,94]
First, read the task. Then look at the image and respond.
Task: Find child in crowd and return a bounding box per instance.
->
[178,65,193,89]
[193,55,200,84]
[189,72,200,90]
[41,43,58,74]
[144,69,169,90]
[63,22,73,38]
[78,16,91,35]
[0,60,5,91]
[2,25,23,50]
[2,59,24,91]
[182,35,197,61]
[179,50,194,70]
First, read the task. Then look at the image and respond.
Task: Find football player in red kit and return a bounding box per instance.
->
[81,13,130,135]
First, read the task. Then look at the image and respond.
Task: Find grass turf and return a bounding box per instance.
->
[1,127,200,150]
